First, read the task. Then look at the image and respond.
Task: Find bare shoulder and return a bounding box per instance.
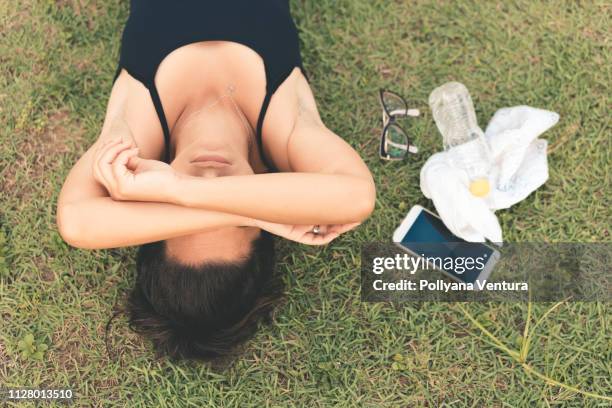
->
[99,70,166,160]
[57,69,166,206]
[261,68,324,171]
[262,69,372,179]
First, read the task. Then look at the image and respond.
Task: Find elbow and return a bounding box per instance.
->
[56,202,88,249]
[352,178,376,222]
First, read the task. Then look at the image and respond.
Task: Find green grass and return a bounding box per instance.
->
[1,0,610,406]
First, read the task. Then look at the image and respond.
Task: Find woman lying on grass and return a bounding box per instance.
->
[56,1,375,361]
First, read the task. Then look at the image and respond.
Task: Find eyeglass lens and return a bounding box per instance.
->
[381,91,407,117]
[383,124,409,159]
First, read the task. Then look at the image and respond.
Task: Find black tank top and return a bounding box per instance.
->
[113,0,305,169]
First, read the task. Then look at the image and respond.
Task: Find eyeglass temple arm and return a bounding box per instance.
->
[388,108,420,117]
[385,139,420,154]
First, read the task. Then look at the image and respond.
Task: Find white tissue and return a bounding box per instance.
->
[420,106,559,242]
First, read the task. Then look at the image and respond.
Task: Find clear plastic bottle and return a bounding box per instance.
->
[428,82,492,197]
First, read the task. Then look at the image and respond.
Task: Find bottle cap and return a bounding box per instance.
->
[469,178,490,197]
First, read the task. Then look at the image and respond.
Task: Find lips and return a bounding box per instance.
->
[191,154,231,167]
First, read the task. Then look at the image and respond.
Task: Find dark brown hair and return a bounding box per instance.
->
[107,231,282,362]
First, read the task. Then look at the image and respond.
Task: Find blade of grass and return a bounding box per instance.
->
[457,303,612,402]
[519,294,533,362]
[457,304,520,360]
[523,298,570,360]
[520,362,612,402]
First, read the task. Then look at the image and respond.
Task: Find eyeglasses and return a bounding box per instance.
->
[379,89,420,160]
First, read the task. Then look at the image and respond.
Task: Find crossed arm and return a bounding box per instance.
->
[56,70,376,249]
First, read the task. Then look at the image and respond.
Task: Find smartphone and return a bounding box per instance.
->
[392,205,500,286]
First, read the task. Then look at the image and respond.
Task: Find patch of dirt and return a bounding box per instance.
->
[581,27,607,44]
[3,109,85,203]
[55,0,102,30]
[2,4,34,32]
[40,263,56,282]
[50,319,91,373]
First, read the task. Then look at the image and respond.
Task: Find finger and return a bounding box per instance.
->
[112,147,139,181]
[94,140,124,186]
[93,139,122,187]
[95,138,122,162]
[92,160,108,190]
[93,138,126,191]
[126,154,142,171]
[310,231,340,245]
[298,225,329,235]
[290,225,316,235]
[101,140,132,164]
[97,141,133,189]
[93,138,120,175]
[304,224,329,236]
[317,225,329,235]
[98,141,133,181]
[111,148,139,198]
[299,228,336,245]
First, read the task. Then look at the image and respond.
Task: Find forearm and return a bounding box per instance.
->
[171,172,376,224]
[56,197,250,249]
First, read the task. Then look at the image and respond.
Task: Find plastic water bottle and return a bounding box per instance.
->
[428,82,492,197]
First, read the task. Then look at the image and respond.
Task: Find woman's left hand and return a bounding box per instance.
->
[254,220,361,245]
[93,138,178,202]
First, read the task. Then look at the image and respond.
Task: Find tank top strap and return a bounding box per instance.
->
[112,65,172,164]
[255,90,274,171]
[254,63,307,172]
[147,83,172,164]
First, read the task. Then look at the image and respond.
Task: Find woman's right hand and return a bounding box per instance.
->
[253,220,361,245]
[92,138,179,203]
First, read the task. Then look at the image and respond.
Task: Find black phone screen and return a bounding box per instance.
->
[397,210,496,284]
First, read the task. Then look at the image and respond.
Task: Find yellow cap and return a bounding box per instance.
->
[469,178,490,197]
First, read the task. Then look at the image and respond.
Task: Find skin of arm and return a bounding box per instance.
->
[171,173,374,225]
[165,72,377,225]
[56,71,250,249]
[58,197,248,249]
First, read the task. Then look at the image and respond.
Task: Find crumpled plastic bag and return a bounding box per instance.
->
[420,106,560,243]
